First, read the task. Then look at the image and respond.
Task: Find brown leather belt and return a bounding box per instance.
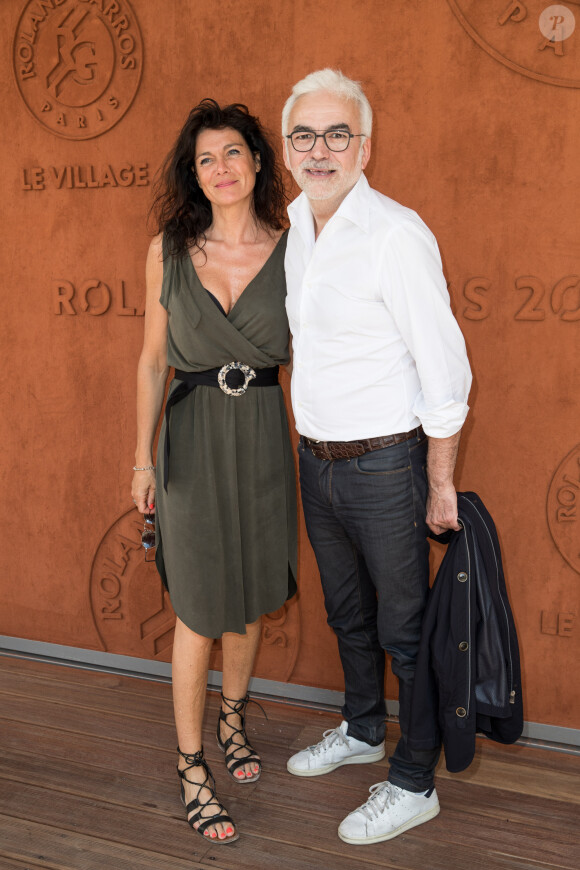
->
[302,427,424,461]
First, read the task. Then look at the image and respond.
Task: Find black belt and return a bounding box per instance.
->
[162,363,279,490]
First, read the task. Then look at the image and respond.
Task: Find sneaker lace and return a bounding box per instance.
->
[308,726,350,756]
[359,782,402,821]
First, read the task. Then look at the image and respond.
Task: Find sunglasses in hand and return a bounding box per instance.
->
[142,513,156,561]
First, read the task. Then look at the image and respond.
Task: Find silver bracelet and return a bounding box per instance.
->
[133,465,155,471]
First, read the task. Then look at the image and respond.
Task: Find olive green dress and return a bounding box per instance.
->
[155,232,297,638]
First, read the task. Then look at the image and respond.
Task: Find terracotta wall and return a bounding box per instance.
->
[2,0,579,730]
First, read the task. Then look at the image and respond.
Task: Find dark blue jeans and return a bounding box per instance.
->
[298,431,441,792]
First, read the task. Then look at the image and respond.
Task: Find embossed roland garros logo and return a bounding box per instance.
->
[447,1,580,87]
[547,444,580,575]
[89,509,302,682]
[13,0,143,140]
[89,508,176,659]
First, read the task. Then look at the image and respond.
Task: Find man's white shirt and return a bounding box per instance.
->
[285,173,472,442]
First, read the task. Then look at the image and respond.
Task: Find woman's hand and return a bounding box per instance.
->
[132,469,156,514]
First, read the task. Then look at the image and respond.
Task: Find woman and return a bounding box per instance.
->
[131,99,297,845]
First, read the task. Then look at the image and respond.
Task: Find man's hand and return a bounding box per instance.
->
[426,481,460,535]
[426,431,462,535]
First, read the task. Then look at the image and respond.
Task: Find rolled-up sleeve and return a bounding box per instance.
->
[379,220,472,438]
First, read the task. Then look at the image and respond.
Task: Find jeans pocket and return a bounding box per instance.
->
[355,444,411,475]
[409,434,428,453]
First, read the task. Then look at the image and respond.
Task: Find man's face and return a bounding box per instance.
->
[283,91,371,208]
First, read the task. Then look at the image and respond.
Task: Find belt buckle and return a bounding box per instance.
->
[218,361,256,396]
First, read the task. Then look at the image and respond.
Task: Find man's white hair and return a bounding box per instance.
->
[282,69,373,138]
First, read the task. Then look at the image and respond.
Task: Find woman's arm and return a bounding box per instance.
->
[131,235,169,513]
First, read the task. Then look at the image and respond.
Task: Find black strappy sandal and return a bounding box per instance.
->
[176,746,239,843]
[217,693,265,783]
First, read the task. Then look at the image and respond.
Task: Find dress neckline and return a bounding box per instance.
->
[205,288,227,317]
[186,230,287,317]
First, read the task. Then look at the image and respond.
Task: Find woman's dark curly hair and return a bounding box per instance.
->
[152,99,286,258]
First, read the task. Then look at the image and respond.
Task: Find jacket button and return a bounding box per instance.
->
[456,707,467,718]
[457,572,468,582]
[458,641,468,651]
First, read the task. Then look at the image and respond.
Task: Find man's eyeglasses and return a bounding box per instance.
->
[286,129,366,153]
[142,513,156,561]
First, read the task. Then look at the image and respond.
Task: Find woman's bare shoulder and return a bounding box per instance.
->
[147,232,164,266]
[149,232,163,253]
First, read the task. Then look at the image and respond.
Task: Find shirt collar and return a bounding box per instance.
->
[287,172,371,242]
[333,172,371,233]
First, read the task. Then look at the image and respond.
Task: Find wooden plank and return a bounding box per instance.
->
[3,817,548,870]
[1,657,577,870]
[0,779,215,863]
[0,656,334,728]
[0,719,177,781]
[0,694,176,745]
[9,657,576,788]
[2,657,578,772]
[241,764,580,832]
[0,790,559,870]
[248,783,578,868]
[0,714,349,806]
[436,753,580,804]
[242,834,561,870]
[0,672,174,724]
[441,740,580,782]
[204,829,555,870]
[0,655,174,699]
[3,741,577,844]
[0,714,300,797]
[0,687,306,753]
[0,772,577,870]
[437,778,580,829]
[0,816,210,870]
[0,713,330,802]
[5,685,574,811]
[0,657,342,745]
[1,698,577,825]
[0,857,53,870]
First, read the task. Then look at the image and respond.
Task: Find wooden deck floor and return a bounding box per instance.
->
[0,655,578,870]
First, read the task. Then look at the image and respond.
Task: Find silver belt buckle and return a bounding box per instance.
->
[218,361,256,396]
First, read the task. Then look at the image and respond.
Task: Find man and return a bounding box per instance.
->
[281,69,472,845]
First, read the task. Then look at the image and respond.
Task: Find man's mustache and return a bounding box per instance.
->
[300,160,339,170]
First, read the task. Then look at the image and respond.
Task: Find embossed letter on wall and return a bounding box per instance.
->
[22,162,150,190]
[13,0,143,139]
[460,274,580,321]
[53,278,144,315]
[547,443,580,574]
[447,1,580,88]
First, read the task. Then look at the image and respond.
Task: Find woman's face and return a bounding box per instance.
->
[193,126,260,210]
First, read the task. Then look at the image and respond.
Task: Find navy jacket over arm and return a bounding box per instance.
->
[407,492,523,773]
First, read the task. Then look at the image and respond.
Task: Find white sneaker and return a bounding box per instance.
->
[287,720,385,777]
[338,781,440,844]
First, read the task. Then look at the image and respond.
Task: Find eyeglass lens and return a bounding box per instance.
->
[291,130,352,152]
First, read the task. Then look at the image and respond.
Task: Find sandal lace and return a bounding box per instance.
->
[177,746,228,825]
[221,693,268,724]
[359,782,403,821]
[218,693,267,777]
